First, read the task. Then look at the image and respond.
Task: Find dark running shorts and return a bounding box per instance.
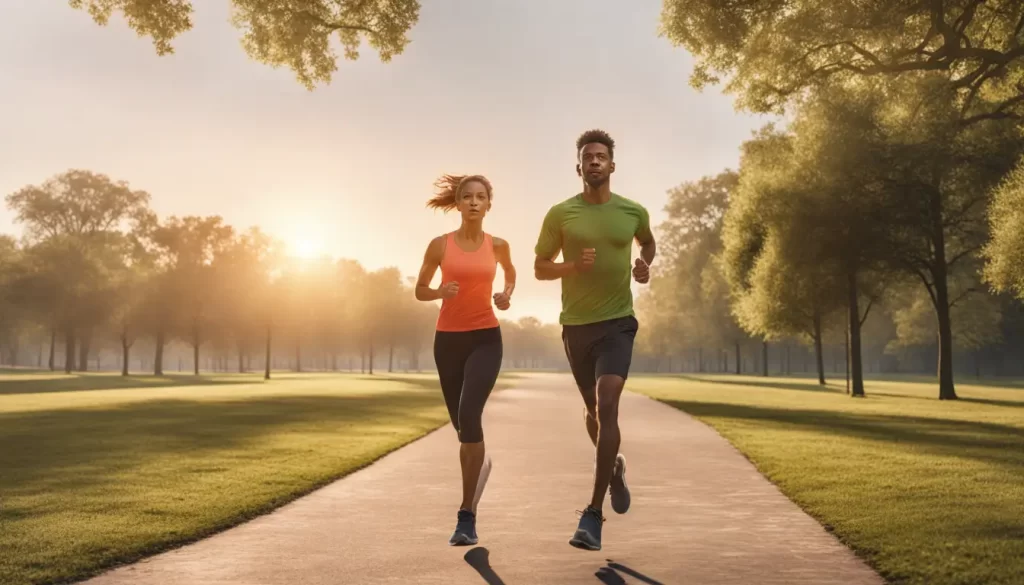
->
[561,315,639,390]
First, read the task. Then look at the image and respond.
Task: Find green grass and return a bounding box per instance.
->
[0,372,455,585]
[630,374,1024,585]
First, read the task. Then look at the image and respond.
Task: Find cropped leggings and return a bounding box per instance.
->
[433,327,503,443]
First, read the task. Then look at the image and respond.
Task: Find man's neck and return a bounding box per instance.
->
[581,183,612,204]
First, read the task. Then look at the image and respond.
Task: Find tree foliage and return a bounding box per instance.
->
[69,0,421,88]
[659,0,1024,122]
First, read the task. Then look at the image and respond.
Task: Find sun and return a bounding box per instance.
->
[291,236,323,260]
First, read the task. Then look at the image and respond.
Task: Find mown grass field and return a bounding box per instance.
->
[0,371,456,585]
[630,374,1024,585]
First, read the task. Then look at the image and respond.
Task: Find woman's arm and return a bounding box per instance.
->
[493,237,516,310]
[415,236,455,301]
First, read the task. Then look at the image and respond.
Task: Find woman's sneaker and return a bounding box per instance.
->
[449,509,478,546]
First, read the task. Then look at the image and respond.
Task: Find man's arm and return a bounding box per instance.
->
[535,254,579,280]
[533,205,578,280]
[632,204,656,284]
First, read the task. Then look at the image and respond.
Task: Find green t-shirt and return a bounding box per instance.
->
[535,193,653,326]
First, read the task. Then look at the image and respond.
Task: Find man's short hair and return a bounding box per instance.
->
[576,129,615,160]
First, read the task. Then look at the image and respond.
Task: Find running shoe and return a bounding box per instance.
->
[568,506,604,551]
[609,453,631,514]
[449,509,478,546]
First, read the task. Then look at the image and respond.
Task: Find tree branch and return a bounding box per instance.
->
[961,90,1024,125]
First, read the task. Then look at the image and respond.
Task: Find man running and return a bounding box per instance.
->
[533,129,656,551]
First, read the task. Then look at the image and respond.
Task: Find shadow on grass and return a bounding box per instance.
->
[0,391,446,505]
[0,373,261,396]
[870,390,1024,409]
[673,374,846,394]
[0,387,448,585]
[662,399,1024,469]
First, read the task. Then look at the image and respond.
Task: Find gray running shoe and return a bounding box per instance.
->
[568,506,604,551]
[449,509,478,546]
[609,454,631,514]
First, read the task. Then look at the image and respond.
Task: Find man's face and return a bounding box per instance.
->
[576,142,614,188]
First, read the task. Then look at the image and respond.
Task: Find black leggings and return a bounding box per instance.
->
[433,327,503,443]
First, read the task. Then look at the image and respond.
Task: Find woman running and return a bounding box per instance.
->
[414,173,516,546]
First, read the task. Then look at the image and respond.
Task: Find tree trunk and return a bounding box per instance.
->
[847,270,865,397]
[698,347,704,373]
[331,352,338,372]
[813,314,826,385]
[761,341,768,377]
[295,341,302,373]
[368,341,375,375]
[264,325,272,380]
[154,330,165,376]
[121,334,130,376]
[388,343,394,373]
[923,182,958,399]
[785,344,791,375]
[361,351,365,374]
[78,332,90,372]
[238,350,245,374]
[734,342,741,375]
[933,271,958,400]
[411,350,420,373]
[974,350,981,379]
[64,328,75,374]
[192,324,201,376]
[48,328,56,371]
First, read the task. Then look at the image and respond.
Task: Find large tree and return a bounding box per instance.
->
[70,0,420,89]
[660,0,1024,123]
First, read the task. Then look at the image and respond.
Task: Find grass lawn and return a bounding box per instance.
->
[0,371,458,585]
[630,374,1024,585]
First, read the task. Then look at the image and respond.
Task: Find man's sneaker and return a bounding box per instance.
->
[449,509,478,546]
[568,506,604,551]
[609,454,631,514]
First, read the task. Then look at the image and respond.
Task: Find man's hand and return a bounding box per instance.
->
[575,248,596,273]
[632,258,650,284]
[439,281,460,299]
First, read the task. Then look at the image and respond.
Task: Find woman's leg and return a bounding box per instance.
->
[433,331,466,437]
[457,330,503,512]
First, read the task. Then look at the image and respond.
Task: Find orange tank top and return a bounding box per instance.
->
[436,232,500,332]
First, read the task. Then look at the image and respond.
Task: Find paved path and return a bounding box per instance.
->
[81,374,883,585]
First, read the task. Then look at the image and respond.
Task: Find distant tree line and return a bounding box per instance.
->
[0,170,567,377]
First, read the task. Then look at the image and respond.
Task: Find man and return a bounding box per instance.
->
[533,129,656,551]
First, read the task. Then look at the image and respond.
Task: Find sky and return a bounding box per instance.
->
[0,0,771,324]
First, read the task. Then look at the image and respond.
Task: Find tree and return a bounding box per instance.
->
[659,0,1024,123]
[70,0,421,89]
[5,170,153,372]
[659,1,1024,399]
[983,157,1024,300]
[656,170,752,373]
[146,216,235,375]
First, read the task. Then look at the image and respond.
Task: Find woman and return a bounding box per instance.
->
[414,173,515,546]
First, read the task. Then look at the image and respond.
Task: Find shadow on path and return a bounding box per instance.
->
[465,547,506,585]
[596,560,664,585]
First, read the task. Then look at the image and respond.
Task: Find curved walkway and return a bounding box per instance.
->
[81,374,884,585]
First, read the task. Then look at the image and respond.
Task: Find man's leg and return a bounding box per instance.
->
[589,374,625,511]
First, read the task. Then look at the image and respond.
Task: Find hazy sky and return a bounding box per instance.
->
[0,1,771,323]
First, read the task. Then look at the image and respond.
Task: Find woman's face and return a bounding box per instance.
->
[456,180,491,221]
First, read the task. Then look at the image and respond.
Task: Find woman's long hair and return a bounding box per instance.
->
[426,174,493,213]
